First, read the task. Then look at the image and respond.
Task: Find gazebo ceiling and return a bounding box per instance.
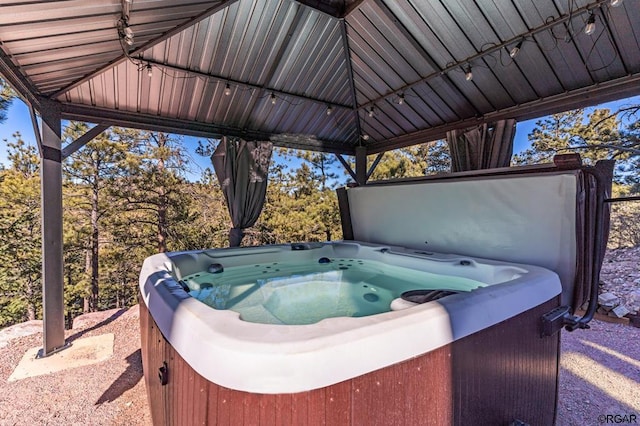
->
[1,0,639,155]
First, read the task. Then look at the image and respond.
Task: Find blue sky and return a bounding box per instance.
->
[1,95,638,181]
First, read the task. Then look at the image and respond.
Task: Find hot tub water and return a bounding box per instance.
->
[182,257,485,325]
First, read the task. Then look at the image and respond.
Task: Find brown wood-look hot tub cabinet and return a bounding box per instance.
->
[140,296,560,425]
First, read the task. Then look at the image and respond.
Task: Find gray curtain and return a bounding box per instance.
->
[446,119,516,172]
[211,137,273,247]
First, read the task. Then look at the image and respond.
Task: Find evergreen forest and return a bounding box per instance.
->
[1,83,639,328]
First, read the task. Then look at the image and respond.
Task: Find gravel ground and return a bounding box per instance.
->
[0,306,151,426]
[600,246,640,315]
[1,308,638,425]
[558,320,640,426]
[0,246,637,425]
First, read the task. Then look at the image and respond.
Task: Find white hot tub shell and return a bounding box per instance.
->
[139,240,561,393]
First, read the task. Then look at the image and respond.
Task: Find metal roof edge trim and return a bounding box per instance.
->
[59,102,353,155]
[366,72,640,154]
[0,46,41,109]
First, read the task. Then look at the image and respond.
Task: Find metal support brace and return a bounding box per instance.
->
[355,146,367,186]
[367,153,384,180]
[28,104,43,155]
[62,124,109,159]
[335,154,357,183]
[37,99,66,357]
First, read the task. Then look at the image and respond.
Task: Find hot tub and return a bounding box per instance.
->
[139,162,612,425]
[139,240,562,424]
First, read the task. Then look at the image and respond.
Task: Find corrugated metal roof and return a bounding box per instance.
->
[1,0,639,155]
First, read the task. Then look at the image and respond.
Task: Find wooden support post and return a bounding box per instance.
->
[355,146,367,186]
[37,100,66,356]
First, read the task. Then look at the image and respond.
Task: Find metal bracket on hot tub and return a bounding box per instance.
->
[541,306,588,337]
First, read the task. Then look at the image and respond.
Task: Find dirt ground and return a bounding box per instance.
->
[0,306,151,426]
[557,320,640,425]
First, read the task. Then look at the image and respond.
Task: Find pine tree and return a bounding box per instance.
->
[512,108,636,185]
[0,78,15,124]
[63,123,129,312]
[0,135,41,326]
[368,140,449,181]
[111,131,194,252]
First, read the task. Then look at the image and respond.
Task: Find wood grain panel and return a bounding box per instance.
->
[452,297,560,425]
[140,295,559,425]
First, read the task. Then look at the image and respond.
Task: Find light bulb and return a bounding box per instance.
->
[585,13,596,35]
[224,84,231,96]
[368,106,375,117]
[509,40,523,58]
[362,134,370,141]
[122,24,134,45]
[465,66,473,81]
[270,93,276,105]
[326,106,333,115]
[610,0,623,7]
[398,94,405,105]
[146,64,152,78]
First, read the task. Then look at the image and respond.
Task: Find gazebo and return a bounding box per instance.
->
[0,0,638,356]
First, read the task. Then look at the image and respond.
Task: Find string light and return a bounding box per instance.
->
[224,83,231,96]
[464,66,473,81]
[509,40,523,58]
[585,13,596,35]
[270,93,277,105]
[146,64,152,78]
[326,105,333,115]
[122,24,134,45]
[397,93,405,105]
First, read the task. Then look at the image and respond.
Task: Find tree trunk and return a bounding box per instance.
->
[25,280,36,321]
[158,198,167,252]
[157,153,168,253]
[84,249,91,313]
[90,173,100,311]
